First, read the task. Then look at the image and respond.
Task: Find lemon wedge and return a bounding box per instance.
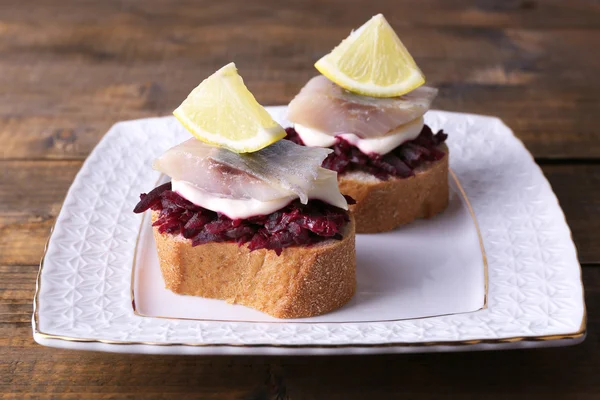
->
[315,14,425,98]
[173,63,286,153]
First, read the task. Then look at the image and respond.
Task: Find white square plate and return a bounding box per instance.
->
[33,107,586,355]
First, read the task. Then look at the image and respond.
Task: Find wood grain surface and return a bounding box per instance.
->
[1,0,599,398]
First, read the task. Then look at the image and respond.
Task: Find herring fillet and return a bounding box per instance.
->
[287,75,438,138]
[153,138,332,204]
[215,139,332,204]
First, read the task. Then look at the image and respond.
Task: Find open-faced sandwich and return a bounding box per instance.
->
[286,14,449,233]
[134,63,356,319]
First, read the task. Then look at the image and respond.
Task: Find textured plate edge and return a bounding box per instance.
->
[31,330,586,355]
[32,225,587,350]
[32,325,586,352]
[30,110,587,352]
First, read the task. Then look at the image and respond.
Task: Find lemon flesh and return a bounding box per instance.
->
[173,63,286,153]
[315,14,425,98]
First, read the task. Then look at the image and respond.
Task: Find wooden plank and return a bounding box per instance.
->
[0,1,599,398]
[543,163,600,264]
[0,161,81,266]
[0,5,599,160]
[1,161,598,265]
[0,266,598,398]
[1,0,599,29]
[0,330,275,399]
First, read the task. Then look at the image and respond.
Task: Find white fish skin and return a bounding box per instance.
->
[287,75,438,139]
[153,138,332,204]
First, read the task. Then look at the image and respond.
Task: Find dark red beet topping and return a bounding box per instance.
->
[285,125,448,180]
[134,182,353,255]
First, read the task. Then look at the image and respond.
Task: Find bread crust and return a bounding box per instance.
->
[152,212,356,319]
[338,144,449,233]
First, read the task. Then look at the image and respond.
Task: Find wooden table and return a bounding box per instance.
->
[1,0,599,398]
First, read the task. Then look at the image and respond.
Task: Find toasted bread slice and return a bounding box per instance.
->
[152,212,356,319]
[338,144,449,233]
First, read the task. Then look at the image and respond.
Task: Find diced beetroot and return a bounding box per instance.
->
[398,144,422,167]
[155,217,180,234]
[134,186,350,255]
[133,182,172,213]
[182,213,212,238]
[285,124,447,179]
[380,154,412,178]
[205,218,242,235]
[191,231,224,247]
[266,230,297,255]
[224,225,255,240]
